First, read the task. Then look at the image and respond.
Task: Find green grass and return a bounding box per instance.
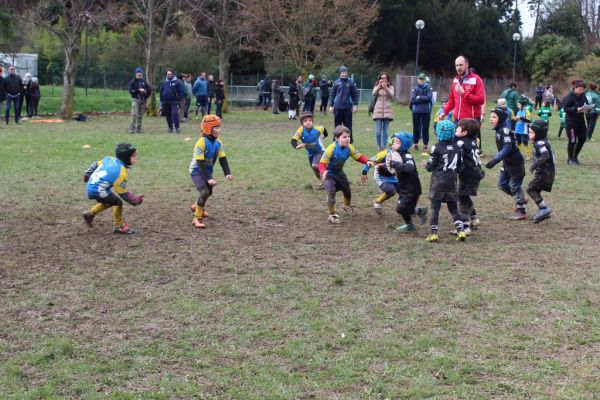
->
[38,85,132,115]
[1,105,600,398]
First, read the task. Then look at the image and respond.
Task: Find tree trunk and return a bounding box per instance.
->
[219,45,230,113]
[61,43,79,120]
[145,0,158,116]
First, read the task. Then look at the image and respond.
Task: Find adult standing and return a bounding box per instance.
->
[271,78,281,114]
[319,75,331,115]
[0,67,6,127]
[372,72,395,150]
[303,74,317,113]
[562,80,590,165]
[500,82,520,128]
[182,74,193,121]
[329,65,359,143]
[214,79,225,118]
[193,72,208,118]
[29,77,41,118]
[410,73,433,152]
[438,55,485,130]
[585,83,599,141]
[207,74,215,115]
[22,73,33,118]
[159,68,185,134]
[128,67,151,134]
[5,65,22,125]
[261,74,272,110]
[534,83,544,109]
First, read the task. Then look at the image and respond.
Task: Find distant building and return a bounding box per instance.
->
[0,53,38,77]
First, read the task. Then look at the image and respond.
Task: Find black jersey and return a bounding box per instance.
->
[531,138,555,176]
[456,136,483,185]
[396,151,422,196]
[426,140,462,193]
[494,126,525,177]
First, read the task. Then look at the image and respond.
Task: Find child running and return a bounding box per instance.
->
[189,115,234,229]
[82,143,144,234]
[361,137,400,216]
[485,107,527,220]
[291,111,328,189]
[515,100,532,160]
[423,120,466,242]
[319,125,369,224]
[527,120,555,223]
[454,118,484,234]
[557,99,566,138]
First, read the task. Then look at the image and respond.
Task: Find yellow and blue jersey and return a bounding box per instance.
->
[189,136,226,177]
[320,142,364,175]
[86,156,128,198]
[363,149,399,185]
[292,125,326,156]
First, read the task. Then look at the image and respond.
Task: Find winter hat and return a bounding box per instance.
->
[529,120,548,140]
[389,131,414,153]
[308,74,315,80]
[418,73,427,80]
[135,67,143,74]
[201,115,222,136]
[299,111,314,123]
[115,143,137,166]
[436,120,455,141]
[339,65,348,73]
[518,95,529,105]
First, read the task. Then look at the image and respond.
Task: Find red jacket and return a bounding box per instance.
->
[443,71,485,121]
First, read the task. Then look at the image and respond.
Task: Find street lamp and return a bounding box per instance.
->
[415,20,425,76]
[512,32,521,82]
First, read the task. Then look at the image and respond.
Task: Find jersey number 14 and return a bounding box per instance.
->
[442,153,458,171]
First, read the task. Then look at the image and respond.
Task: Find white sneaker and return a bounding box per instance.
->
[470,218,480,228]
[373,203,382,216]
[328,213,341,224]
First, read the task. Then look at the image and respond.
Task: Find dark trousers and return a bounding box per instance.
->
[412,112,431,146]
[567,120,587,161]
[334,108,353,142]
[535,95,543,109]
[498,169,526,209]
[163,102,180,129]
[320,96,329,113]
[216,100,223,118]
[207,97,213,115]
[586,112,597,140]
[429,199,462,232]
[5,94,20,123]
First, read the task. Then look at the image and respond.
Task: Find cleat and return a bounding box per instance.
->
[426,233,438,242]
[190,204,209,218]
[175,128,182,134]
[328,213,341,224]
[470,217,480,228]
[167,128,174,134]
[113,223,134,234]
[509,211,527,221]
[513,198,528,212]
[373,203,383,216]
[192,218,206,229]
[136,128,144,133]
[450,227,471,235]
[414,144,419,151]
[456,231,467,241]
[417,207,428,224]
[341,204,354,215]
[533,207,552,224]
[396,223,416,232]
[567,159,576,165]
[82,211,94,226]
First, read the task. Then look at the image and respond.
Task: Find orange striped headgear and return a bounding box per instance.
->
[200,115,222,136]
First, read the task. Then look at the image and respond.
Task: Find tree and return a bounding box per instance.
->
[524,34,583,81]
[246,0,379,73]
[578,0,600,50]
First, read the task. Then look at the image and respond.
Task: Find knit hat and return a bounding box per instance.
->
[308,74,315,80]
[389,131,414,153]
[115,143,137,166]
[529,120,548,140]
[201,115,222,136]
[299,111,314,123]
[135,67,143,74]
[339,65,348,73]
[436,120,455,141]
[418,73,427,80]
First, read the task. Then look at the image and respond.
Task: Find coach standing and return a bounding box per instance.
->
[438,56,485,125]
[5,65,22,125]
[128,67,151,134]
[329,65,359,143]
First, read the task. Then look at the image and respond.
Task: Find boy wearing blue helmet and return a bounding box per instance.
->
[422,120,466,242]
[361,134,401,215]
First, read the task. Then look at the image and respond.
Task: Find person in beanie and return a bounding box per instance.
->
[82,143,144,234]
[329,65,359,143]
[128,67,151,133]
[189,115,234,229]
[527,120,555,223]
[485,107,527,220]
[410,72,433,152]
[160,68,185,134]
[562,79,590,165]
[422,120,466,242]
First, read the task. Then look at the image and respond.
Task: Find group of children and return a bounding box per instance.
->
[81,107,556,242]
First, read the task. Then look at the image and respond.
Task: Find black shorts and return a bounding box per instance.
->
[396,193,419,214]
[527,173,554,193]
[459,181,480,196]
[429,191,458,202]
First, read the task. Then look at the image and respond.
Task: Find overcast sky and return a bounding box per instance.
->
[519,1,535,37]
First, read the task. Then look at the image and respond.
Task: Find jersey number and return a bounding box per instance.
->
[471,149,481,166]
[442,153,458,171]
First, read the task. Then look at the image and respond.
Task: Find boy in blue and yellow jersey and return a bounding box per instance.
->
[189,115,234,229]
[82,143,144,234]
[319,125,369,224]
[361,136,400,216]
[291,111,328,188]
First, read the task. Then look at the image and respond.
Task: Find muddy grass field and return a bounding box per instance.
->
[1,107,600,399]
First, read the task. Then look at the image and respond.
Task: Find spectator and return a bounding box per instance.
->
[329,65,359,143]
[207,74,215,115]
[128,67,151,134]
[288,78,300,120]
[542,85,554,107]
[438,56,485,125]
[410,72,433,152]
[296,75,304,110]
[303,74,317,113]
[563,79,590,165]
[319,75,331,115]
[193,72,208,118]
[261,74,272,110]
[534,82,544,109]
[182,74,193,121]
[256,78,264,107]
[271,78,281,114]
[0,67,6,126]
[29,77,41,118]
[159,68,185,134]
[371,71,395,150]
[585,82,599,141]
[5,65,22,125]
[500,81,520,128]
[214,79,225,118]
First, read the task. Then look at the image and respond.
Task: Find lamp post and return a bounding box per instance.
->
[512,32,521,82]
[415,20,425,76]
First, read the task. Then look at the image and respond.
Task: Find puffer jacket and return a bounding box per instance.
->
[371,85,395,120]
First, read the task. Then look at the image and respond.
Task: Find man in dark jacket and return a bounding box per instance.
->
[563,79,590,165]
[207,74,215,115]
[0,67,7,126]
[535,83,544,109]
[261,75,272,110]
[410,73,433,152]
[329,65,359,143]
[128,67,152,134]
[5,65,22,125]
[159,68,185,134]
[319,75,331,115]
